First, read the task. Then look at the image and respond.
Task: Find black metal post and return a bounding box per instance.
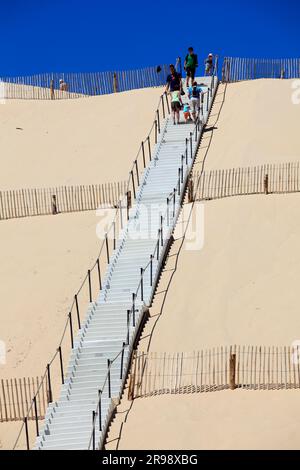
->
[141,141,146,168]
[135,159,140,186]
[97,259,102,290]
[132,293,136,327]
[167,197,170,226]
[155,120,158,144]
[69,311,74,349]
[47,363,53,403]
[178,169,181,195]
[165,92,170,114]
[150,254,153,286]
[33,396,39,437]
[162,95,165,118]
[190,133,193,159]
[147,136,151,161]
[140,268,144,302]
[206,91,209,112]
[113,221,116,250]
[160,215,163,246]
[107,359,111,398]
[131,170,136,199]
[98,389,102,431]
[105,234,110,264]
[74,294,81,329]
[185,138,188,164]
[195,122,198,141]
[120,342,125,380]
[88,269,92,303]
[157,232,160,260]
[127,309,130,345]
[24,417,30,450]
[173,188,176,218]
[157,110,160,133]
[58,346,64,384]
[181,155,184,181]
[92,411,96,450]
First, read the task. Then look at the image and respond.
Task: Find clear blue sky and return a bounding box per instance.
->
[0,0,299,76]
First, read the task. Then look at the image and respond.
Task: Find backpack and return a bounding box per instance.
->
[192,85,200,98]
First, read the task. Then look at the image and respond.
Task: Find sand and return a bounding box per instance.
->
[195,80,300,170]
[107,80,300,450]
[0,86,163,190]
[0,85,163,449]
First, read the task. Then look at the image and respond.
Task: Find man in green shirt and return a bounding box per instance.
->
[184,47,198,87]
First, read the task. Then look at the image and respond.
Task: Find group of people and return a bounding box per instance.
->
[165,48,215,125]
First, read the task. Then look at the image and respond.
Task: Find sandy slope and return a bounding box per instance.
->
[107,80,300,450]
[195,79,300,170]
[0,86,163,189]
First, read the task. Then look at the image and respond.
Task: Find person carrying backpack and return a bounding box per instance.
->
[188,81,204,122]
[184,47,198,87]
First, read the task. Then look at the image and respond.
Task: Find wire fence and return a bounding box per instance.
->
[0,181,127,221]
[129,345,300,398]
[190,162,300,202]
[222,57,300,82]
[0,65,169,100]
[0,377,48,423]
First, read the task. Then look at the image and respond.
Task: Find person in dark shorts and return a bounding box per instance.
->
[171,90,183,125]
[165,64,182,93]
[184,47,198,87]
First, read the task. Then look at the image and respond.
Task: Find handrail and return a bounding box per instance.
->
[12,89,171,450]
[14,66,219,450]
[87,76,219,448]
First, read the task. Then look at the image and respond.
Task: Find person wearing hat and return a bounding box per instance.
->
[59,79,68,92]
[205,53,214,76]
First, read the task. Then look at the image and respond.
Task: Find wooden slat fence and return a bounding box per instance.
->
[0,181,127,220]
[191,162,300,202]
[222,57,300,82]
[0,377,48,422]
[130,345,300,398]
[0,65,169,100]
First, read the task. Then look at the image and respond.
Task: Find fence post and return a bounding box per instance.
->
[88,269,92,302]
[150,254,153,286]
[92,411,96,450]
[229,353,236,390]
[135,159,140,186]
[141,141,146,168]
[107,360,111,398]
[51,195,57,215]
[264,174,269,195]
[160,215,163,246]
[127,310,130,345]
[120,342,126,380]
[47,364,53,403]
[105,234,110,264]
[167,197,170,225]
[132,293,136,327]
[178,168,181,195]
[155,120,158,144]
[97,258,102,290]
[126,190,132,220]
[165,92,170,114]
[190,133,193,159]
[113,72,118,93]
[58,346,64,384]
[33,396,39,436]
[131,170,136,199]
[188,177,194,203]
[98,389,102,431]
[157,110,160,133]
[74,294,81,329]
[50,79,54,100]
[140,268,144,302]
[24,416,30,450]
[69,311,74,349]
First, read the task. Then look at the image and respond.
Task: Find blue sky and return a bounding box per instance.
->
[0,0,299,76]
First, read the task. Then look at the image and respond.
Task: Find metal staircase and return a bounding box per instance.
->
[35,75,218,450]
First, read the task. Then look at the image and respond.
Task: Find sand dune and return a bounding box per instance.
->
[0,86,163,190]
[107,79,300,450]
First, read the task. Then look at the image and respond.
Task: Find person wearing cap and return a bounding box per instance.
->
[165,64,182,94]
[59,79,68,92]
[184,47,198,88]
[205,53,214,76]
